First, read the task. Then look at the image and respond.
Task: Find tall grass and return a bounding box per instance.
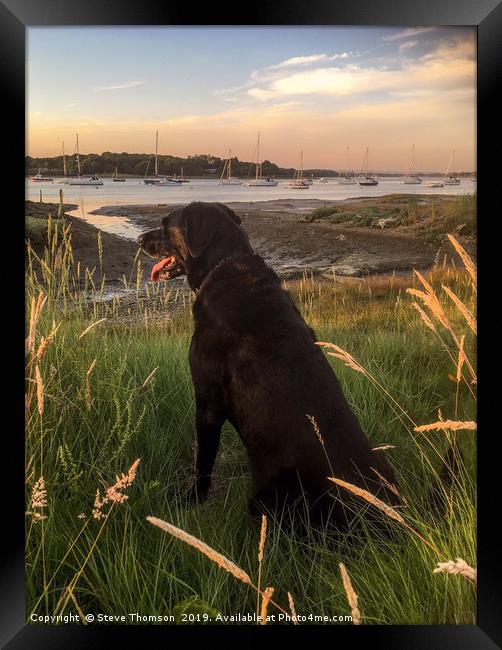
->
[25,215,476,625]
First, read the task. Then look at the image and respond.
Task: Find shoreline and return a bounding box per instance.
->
[27,194,475,293]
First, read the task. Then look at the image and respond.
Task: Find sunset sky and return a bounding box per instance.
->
[27,26,476,172]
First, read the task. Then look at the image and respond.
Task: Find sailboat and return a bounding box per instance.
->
[358,148,379,186]
[245,133,278,186]
[143,131,180,185]
[338,147,357,184]
[444,149,461,185]
[68,134,103,185]
[112,166,126,182]
[177,166,190,183]
[144,131,162,184]
[286,151,310,189]
[219,149,242,185]
[29,166,53,183]
[54,142,69,184]
[402,144,422,184]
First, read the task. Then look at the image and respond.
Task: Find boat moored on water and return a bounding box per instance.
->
[30,171,53,183]
[219,149,243,185]
[358,147,379,186]
[286,151,310,189]
[245,132,279,187]
[443,149,461,185]
[68,134,103,185]
[144,130,178,185]
[112,166,126,182]
[426,180,444,188]
[401,144,422,184]
[338,147,357,184]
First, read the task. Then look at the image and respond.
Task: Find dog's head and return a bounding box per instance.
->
[137,202,253,290]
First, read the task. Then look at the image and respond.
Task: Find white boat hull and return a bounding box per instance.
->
[68,177,103,186]
[359,176,379,186]
[246,179,279,187]
[338,177,357,185]
[402,177,423,184]
[427,181,444,188]
[219,179,243,186]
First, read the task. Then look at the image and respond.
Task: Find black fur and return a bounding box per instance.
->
[138,202,400,527]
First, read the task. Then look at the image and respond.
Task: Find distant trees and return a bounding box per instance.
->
[25,152,339,178]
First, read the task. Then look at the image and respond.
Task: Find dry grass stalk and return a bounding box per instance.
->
[433,558,477,585]
[316,341,365,374]
[456,335,466,383]
[260,587,275,625]
[92,459,141,519]
[34,322,61,362]
[287,592,299,625]
[339,563,361,625]
[372,444,396,452]
[26,292,47,358]
[371,467,406,504]
[407,287,452,334]
[258,514,267,563]
[147,516,252,586]
[441,285,476,334]
[411,302,436,332]
[306,414,324,445]
[28,475,47,522]
[414,420,476,433]
[78,318,107,340]
[256,514,268,622]
[35,365,44,416]
[447,234,476,291]
[85,359,97,411]
[106,458,141,503]
[140,366,158,390]
[328,477,405,524]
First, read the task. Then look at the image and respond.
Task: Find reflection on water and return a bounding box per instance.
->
[66,201,145,241]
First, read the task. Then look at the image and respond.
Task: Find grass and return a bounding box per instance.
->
[305,193,476,236]
[25,212,476,625]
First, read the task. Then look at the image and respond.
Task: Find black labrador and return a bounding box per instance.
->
[138,202,399,526]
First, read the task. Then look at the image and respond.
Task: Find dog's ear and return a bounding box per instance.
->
[182,203,224,258]
[217,203,241,225]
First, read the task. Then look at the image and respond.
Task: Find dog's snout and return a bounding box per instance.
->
[137,233,146,246]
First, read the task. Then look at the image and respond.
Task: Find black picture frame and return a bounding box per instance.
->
[2,1,500,647]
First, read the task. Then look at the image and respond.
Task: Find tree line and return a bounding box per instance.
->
[25,152,341,178]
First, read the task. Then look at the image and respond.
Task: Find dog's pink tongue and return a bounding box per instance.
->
[151,256,175,282]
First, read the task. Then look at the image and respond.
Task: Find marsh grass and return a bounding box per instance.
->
[25,212,476,625]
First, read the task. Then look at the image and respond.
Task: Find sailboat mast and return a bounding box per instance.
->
[155,130,159,176]
[228,148,232,179]
[256,132,260,181]
[62,141,66,176]
[346,147,350,177]
[410,144,415,177]
[76,133,81,176]
[300,150,303,180]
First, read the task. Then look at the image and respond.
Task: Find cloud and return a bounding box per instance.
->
[382,27,437,42]
[399,40,418,52]
[266,52,350,70]
[94,81,144,91]
[63,103,76,110]
[241,36,475,101]
[213,52,354,97]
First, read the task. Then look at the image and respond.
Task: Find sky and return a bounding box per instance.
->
[27,26,476,172]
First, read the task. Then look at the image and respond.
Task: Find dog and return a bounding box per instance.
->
[138,202,400,526]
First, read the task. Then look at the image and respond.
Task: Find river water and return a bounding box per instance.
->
[26,177,475,242]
